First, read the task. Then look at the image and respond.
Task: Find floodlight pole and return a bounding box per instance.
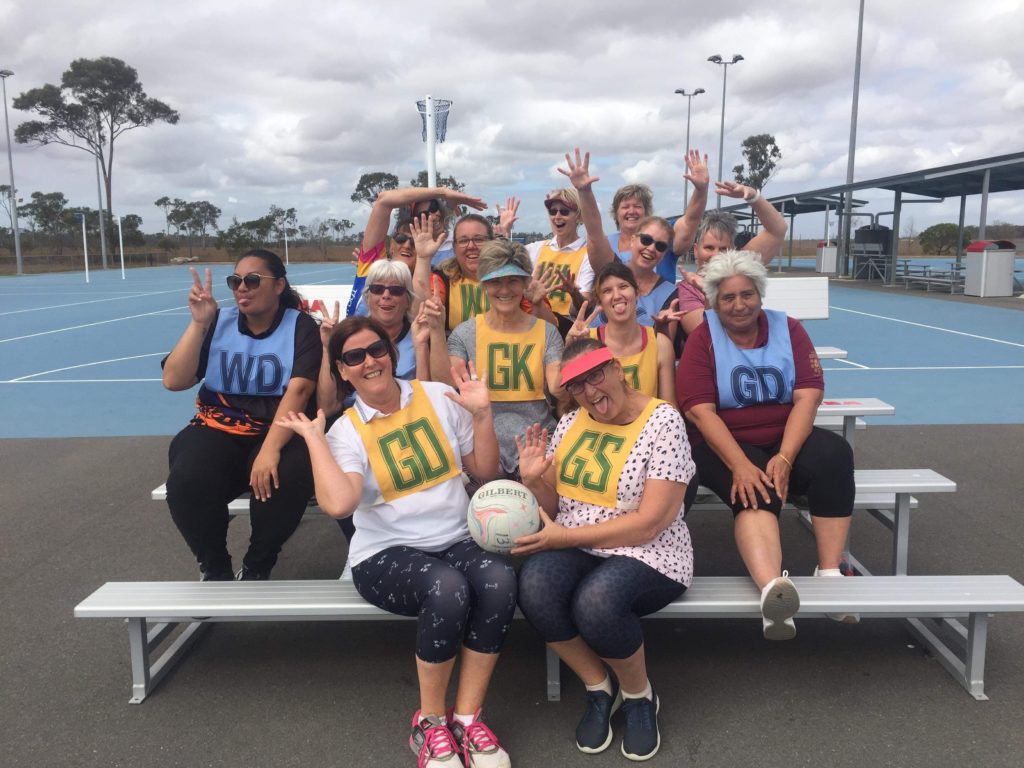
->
[80,213,90,284]
[284,227,290,266]
[0,69,23,276]
[116,214,125,279]
[674,87,705,202]
[425,95,437,188]
[708,55,743,209]
[839,0,865,277]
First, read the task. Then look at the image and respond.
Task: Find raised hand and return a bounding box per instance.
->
[442,189,488,211]
[557,148,600,191]
[188,267,218,326]
[527,261,563,304]
[514,423,552,484]
[715,180,754,200]
[565,299,602,345]
[318,300,340,348]
[683,150,710,191]
[495,197,520,237]
[653,298,685,334]
[445,360,491,416]
[411,213,446,260]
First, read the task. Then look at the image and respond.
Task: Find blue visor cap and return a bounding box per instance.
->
[479,263,533,281]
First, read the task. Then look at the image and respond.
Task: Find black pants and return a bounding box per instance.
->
[685,426,854,517]
[351,539,517,663]
[166,423,314,576]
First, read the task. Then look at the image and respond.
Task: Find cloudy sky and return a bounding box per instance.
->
[2,0,1023,240]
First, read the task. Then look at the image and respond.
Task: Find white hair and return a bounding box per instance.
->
[362,259,417,321]
[702,250,768,307]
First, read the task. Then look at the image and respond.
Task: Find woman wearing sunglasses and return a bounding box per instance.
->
[347,185,487,318]
[161,249,320,581]
[442,239,566,480]
[561,149,689,337]
[566,261,677,408]
[524,188,593,321]
[513,337,694,761]
[277,316,516,768]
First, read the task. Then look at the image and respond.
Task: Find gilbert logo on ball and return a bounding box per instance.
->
[467,479,541,554]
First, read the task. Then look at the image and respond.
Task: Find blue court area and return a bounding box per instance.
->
[1,263,1022,437]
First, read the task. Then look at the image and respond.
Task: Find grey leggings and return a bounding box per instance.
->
[351,538,517,663]
[518,549,685,660]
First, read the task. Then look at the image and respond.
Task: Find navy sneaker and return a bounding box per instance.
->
[235,565,270,581]
[575,682,622,753]
[620,689,660,761]
[199,566,233,582]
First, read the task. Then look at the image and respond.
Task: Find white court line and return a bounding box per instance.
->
[831,306,1024,349]
[8,352,168,382]
[0,304,211,344]
[825,365,1024,372]
[0,288,183,316]
[1,378,162,383]
[832,358,869,369]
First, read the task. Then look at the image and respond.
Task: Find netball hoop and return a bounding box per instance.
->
[416,95,452,188]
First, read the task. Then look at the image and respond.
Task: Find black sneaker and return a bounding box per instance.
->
[575,683,621,753]
[235,566,270,581]
[199,566,233,582]
[620,689,660,761]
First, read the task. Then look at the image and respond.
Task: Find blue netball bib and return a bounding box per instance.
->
[203,307,298,396]
[706,309,795,409]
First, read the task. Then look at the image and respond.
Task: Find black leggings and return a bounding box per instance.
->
[351,539,517,663]
[518,549,685,660]
[166,423,313,575]
[685,426,854,517]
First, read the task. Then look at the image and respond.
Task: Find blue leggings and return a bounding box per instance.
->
[351,538,517,663]
[518,549,685,660]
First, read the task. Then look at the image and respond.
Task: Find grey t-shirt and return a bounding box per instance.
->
[448,317,564,474]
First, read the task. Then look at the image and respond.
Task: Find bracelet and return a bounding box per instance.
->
[776,452,792,468]
[745,189,761,204]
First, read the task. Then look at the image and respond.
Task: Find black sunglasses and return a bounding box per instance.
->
[410,199,441,217]
[226,272,275,291]
[392,233,412,245]
[565,362,611,395]
[638,234,669,253]
[367,283,408,297]
[544,200,577,216]
[340,338,391,367]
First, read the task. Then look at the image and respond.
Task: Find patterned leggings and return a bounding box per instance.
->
[518,549,685,660]
[351,538,517,663]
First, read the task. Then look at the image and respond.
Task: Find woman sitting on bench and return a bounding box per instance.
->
[514,337,694,761]
[676,250,856,641]
[161,249,320,581]
[277,316,515,768]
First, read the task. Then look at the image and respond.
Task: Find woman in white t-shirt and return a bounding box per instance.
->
[513,337,694,762]
[277,315,514,768]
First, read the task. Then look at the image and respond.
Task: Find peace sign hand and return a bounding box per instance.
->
[188,267,218,327]
[318,300,340,348]
[557,148,600,191]
[566,299,602,345]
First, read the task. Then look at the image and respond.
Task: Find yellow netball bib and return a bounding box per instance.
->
[555,398,662,508]
[588,326,659,396]
[536,241,587,315]
[447,276,490,331]
[474,314,546,402]
[347,380,461,502]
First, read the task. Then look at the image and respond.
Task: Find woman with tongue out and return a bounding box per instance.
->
[512,336,694,761]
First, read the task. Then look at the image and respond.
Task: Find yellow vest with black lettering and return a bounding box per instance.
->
[346,380,462,503]
[447,276,490,331]
[555,397,663,508]
[536,240,588,315]
[475,314,546,402]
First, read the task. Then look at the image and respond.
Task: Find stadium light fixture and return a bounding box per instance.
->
[674,88,705,201]
[708,54,744,209]
[0,69,23,275]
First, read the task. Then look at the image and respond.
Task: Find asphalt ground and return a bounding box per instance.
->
[4,422,1023,768]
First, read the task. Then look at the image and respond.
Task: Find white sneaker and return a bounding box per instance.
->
[760,571,800,641]
[815,566,860,624]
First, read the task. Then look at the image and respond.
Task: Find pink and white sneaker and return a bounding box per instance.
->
[409,711,462,768]
[447,709,512,768]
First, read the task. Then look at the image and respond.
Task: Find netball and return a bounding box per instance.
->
[467,479,541,554]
